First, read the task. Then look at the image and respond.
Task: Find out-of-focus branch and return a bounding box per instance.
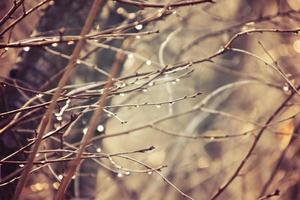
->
[210,85,300,200]
[115,0,215,8]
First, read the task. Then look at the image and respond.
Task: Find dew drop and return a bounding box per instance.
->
[117,173,123,178]
[158,9,164,16]
[36,93,43,98]
[83,127,88,135]
[56,115,62,121]
[147,171,153,175]
[58,174,63,180]
[97,124,104,132]
[67,41,74,45]
[53,182,60,190]
[4,47,8,51]
[51,43,58,47]
[19,164,25,168]
[146,60,152,65]
[96,148,102,153]
[128,53,133,59]
[283,83,290,93]
[23,46,30,52]
[148,82,154,86]
[76,60,81,64]
[135,24,143,30]
[72,175,76,179]
[125,171,131,176]
[136,35,141,39]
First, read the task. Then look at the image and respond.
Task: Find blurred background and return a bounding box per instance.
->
[1,0,300,199]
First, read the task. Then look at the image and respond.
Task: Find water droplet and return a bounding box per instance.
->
[146,60,152,65]
[23,46,30,52]
[176,78,180,82]
[58,174,63,180]
[158,9,164,15]
[136,35,141,39]
[36,153,40,157]
[97,124,104,132]
[4,47,8,51]
[53,182,60,190]
[67,41,74,45]
[72,175,76,179]
[135,105,140,108]
[210,137,215,141]
[282,83,290,93]
[128,53,133,59]
[142,89,148,92]
[117,173,123,178]
[83,127,88,135]
[19,164,25,168]
[96,148,102,153]
[156,105,161,108]
[120,93,125,97]
[36,93,43,98]
[56,115,62,121]
[76,60,81,64]
[135,24,143,30]
[125,171,131,176]
[51,43,58,47]
[148,82,154,86]
[147,171,153,175]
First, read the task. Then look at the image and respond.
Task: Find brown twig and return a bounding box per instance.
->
[115,0,214,8]
[11,0,105,198]
[209,85,300,200]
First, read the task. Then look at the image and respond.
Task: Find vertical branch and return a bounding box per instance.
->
[54,33,125,200]
[12,0,105,199]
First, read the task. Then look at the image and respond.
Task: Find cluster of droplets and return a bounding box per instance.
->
[82,124,105,135]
